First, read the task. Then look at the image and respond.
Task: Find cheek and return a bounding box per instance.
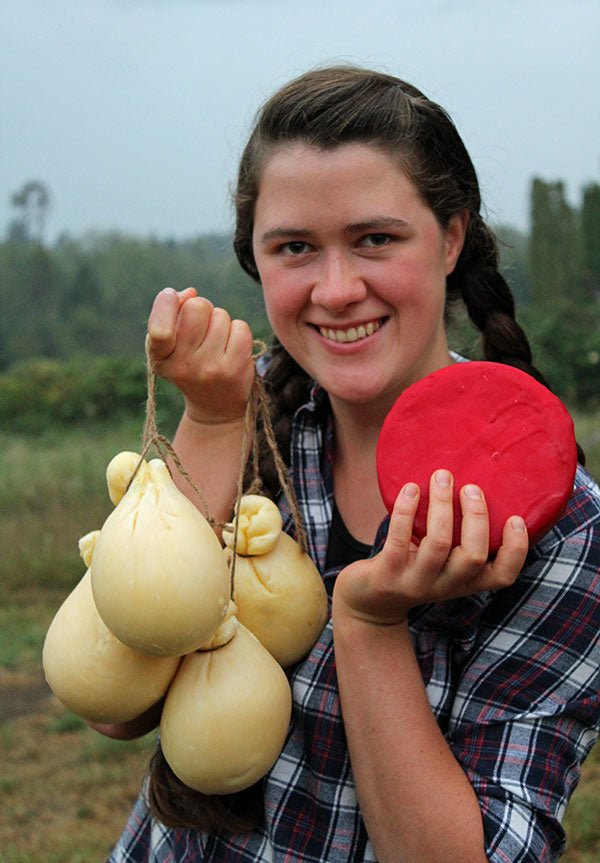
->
[261,284,296,335]
[261,267,304,319]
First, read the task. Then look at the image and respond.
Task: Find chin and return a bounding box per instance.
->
[325,379,393,408]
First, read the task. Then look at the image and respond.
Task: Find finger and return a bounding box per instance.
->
[199,306,235,358]
[175,296,214,352]
[225,319,255,368]
[417,470,455,571]
[466,515,529,593]
[147,287,180,360]
[431,485,490,594]
[455,484,489,575]
[378,482,420,569]
[177,286,198,308]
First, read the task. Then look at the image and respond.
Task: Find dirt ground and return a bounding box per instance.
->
[0,668,54,723]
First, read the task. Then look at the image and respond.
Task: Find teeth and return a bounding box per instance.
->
[319,320,381,343]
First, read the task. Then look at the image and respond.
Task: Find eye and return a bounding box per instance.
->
[360,233,393,248]
[280,241,312,255]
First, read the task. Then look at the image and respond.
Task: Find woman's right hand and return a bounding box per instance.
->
[147,287,256,427]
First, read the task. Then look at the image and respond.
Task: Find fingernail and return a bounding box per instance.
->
[162,287,176,295]
[435,469,451,487]
[511,516,526,532]
[463,484,482,500]
[402,482,419,499]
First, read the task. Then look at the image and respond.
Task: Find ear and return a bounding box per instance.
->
[444,209,469,276]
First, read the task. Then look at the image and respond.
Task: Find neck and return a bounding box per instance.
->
[329,399,389,545]
[329,395,392,448]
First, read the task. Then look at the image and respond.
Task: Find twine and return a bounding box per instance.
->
[136,335,309,597]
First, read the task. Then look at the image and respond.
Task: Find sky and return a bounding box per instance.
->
[1,0,599,243]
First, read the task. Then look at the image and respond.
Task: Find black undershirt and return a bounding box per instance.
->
[325,504,372,571]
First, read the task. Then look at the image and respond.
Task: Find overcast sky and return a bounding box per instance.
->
[1,0,599,242]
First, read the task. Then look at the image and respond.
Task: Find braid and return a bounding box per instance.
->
[244,338,312,501]
[451,215,585,464]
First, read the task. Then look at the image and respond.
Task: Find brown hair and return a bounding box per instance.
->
[148,63,584,834]
[233,65,583,500]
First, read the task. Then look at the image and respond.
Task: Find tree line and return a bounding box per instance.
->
[0,177,598,425]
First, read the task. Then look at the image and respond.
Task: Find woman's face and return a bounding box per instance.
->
[252,143,467,417]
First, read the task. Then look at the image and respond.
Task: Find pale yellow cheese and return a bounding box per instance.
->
[91,456,230,657]
[160,622,292,794]
[42,569,179,723]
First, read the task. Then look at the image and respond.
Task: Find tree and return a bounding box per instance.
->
[529,179,580,307]
[10,180,51,243]
[581,182,600,300]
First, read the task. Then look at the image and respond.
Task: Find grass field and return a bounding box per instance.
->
[1,411,599,862]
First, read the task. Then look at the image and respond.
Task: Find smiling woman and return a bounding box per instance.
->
[99,66,600,863]
[252,143,466,415]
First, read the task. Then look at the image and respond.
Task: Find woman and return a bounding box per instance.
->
[104,66,600,863]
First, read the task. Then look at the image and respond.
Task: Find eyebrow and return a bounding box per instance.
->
[258,216,410,246]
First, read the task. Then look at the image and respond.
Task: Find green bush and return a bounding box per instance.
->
[0,356,183,434]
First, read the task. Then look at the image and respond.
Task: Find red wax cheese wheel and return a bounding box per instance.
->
[376,361,577,553]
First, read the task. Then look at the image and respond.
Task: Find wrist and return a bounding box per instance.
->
[332,588,410,631]
[181,405,247,432]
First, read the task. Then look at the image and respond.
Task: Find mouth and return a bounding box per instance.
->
[316,318,385,344]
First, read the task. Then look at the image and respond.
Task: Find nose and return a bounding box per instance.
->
[310,249,367,311]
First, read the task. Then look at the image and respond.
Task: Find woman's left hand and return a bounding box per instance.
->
[334,469,529,625]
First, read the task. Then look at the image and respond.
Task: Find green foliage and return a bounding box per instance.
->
[581,183,600,298]
[0,229,269,369]
[46,713,87,734]
[0,604,50,670]
[0,182,598,414]
[529,178,581,306]
[521,300,600,409]
[0,355,183,434]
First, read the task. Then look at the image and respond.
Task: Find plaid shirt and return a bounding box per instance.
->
[108,385,600,863]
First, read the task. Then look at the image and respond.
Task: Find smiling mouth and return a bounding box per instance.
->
[317,319,384,344]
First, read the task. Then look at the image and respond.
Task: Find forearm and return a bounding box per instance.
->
[170,410,248,528]
[332,597,489,863]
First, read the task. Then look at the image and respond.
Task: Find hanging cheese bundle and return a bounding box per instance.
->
[222,495,328,667]
[42,530,180,724]
[91,453,230,657]
[160,603,292,794]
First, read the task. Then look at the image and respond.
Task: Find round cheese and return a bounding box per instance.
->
[376,361,577,552]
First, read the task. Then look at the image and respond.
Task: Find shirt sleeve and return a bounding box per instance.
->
[447,471,600,863]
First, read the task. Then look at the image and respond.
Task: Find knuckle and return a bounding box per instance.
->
[426,535,452,557]
[461,549,488,570]
[387,534,412,557]
[493,569,520,590]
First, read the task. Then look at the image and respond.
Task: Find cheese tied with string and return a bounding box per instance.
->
[223,495,328,668]
[376,361,578,553]
[160,606,292,795]
[91,453,230,657]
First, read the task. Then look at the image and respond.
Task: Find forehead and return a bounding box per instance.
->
[254,143,420,219]
[259,141,405,182]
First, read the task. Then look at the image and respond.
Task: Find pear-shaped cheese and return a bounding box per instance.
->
[223,495,328,667]
[42,569,179,723]
[160,621,292,794]
[91,455,230,657]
